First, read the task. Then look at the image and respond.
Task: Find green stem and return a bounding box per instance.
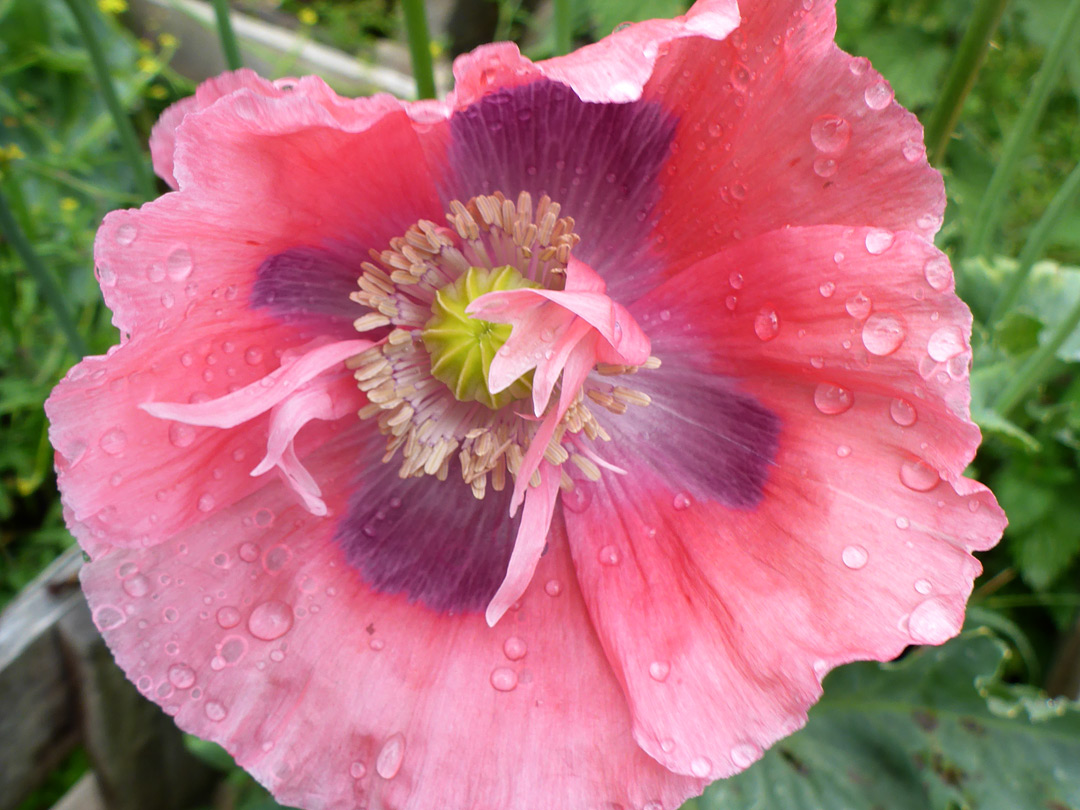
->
[991,158,1080,320]
[967,0,1080,257]
[554,0,572,55]
[210,0,244,71]
[924,0,1009,166]
[992,295,1080,415]
[0,188,89,358]
[59,0,155,200]
[401,0,436,100]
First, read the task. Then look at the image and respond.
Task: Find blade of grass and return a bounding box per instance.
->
[992,293,1080,415]
[401,0,436,100]
[991,158,1080,321]
[0,188,88,358]
[924,0,1009,166]
[966,0,1080,258]
[210,0,244,71]
[59,0,156,200]
[554,0,572,55]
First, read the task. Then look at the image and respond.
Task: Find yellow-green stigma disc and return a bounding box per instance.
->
[421,266,536,410]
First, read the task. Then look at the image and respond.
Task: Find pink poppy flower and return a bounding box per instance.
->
[46,0,1006,808]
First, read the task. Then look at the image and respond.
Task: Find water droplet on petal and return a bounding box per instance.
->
[561,485,592,513]
[810,115,851,153]
[890,398,917,426]
[908,598,954,644]
[204,700,227,721]
[902,139,926,163]
[813,383,853,415]
[350,761,367,779]
[841,545,868,569]
[247,601,294,641]
[503,637,527,661]
[490,667,518,692]
[927,326,965,362]
[672,492,692,510]
[116,223,137,245]
[895,516,910,529]
[168,663,196,689]
[544,579,563,597]
[923,256,952,291]
[729,272,744,289]
[813,157,838,177]
[599,545,621,565]
[915,579,932,595]
[754,307,780,341]
[845,292,871,319]
[166,247,193,281]
[649,661,670,681]
[99,428,127,456]
[168,423,196,448]
[864,229,895,254]
[92,604,126,631]
[238,542,260,562]
[117,562,138,579]
[862,312,906,356]
[864,80,894,110]
[376,734,405,779]
[217,606,241,629]
[731,744,758,769]
[819,281,835,298]
[122,574,150,598]
[900,459,939,492]
[691,757,712,778]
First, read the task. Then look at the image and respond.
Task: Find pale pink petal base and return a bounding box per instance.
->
[79,443,703,810]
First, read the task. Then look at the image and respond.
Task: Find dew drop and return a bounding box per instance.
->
[813,157,838,177]
[162,606,179,623]
[166,247,193,281]
[810,356,825,369]
[864,229,895,254]
[845,292,871,320]
[836,444,851,457]
[262,544,292,573]
[168,423,196,448]
[490,666,519,692]
[99,428,127,456]
[116,223,137,245]
[661,739,675,753]
[725,295,737,311]
[350,761,367,779]
[895,516,910,529]
[841,545,868,569]
[122,574,150,598]
[927,326,965,362]
[247,601,294,641]
[238,542,260,562]
[648,660,670,682]
[503,636,528,661]
[864,80,894,110]
[730,62,751,91]
[562,484,592,513]
[819,281,835,298]
[598,545,621,565]
[813,383,853,415]
[197,493,215,512]
[92,604,126,631]
[809,115,851,153]
[890,398,917,426]
[923,256,952,291]
[117,562,139,579]
[862,312,906,356]
[690,757,712,778]
[376,734,405,779]
[369,638,385,651]
[729,272,744,289]
[753,307,780,341]
[203,700,227,722]
[899,458,939,492]
[850,57,870,75]
[168,663,196,689]
[544,579,563,597]
[730,744,758,769]
[908,598,954,644]
[915,579,933,595]
[902,139,926,163]
[217,606,241,629]
[672,492,692,510]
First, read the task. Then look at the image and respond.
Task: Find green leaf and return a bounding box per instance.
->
[583,0,687,37]
[698,633,1080,810]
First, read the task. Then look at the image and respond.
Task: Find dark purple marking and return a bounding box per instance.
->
[447,80,676,300]
[251,246,362,333]
[336,451,518,613]
[605,358,780,509]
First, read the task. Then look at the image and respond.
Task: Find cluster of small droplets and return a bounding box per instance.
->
[347,192,655,499]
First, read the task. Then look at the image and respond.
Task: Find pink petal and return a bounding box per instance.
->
[484,461,562,626]
[79,454,702,810]
[643,0,945,279]
[559,224,1004,778]
[142,338,370,428]
[450,0,740,107]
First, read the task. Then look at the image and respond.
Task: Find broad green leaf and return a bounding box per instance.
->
[698,633,1080,810]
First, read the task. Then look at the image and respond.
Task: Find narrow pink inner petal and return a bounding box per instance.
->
[484,461,562,626]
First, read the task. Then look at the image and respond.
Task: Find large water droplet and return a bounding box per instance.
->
[503,636,527,661]
[204,700,228,721]
[690,757,712,778]
[92,604,126,631]
[845,293,871,320]
[899,459,939,492]
[376,734,405,779]
[490,667,518,692]
[864,229,895,255]
[841,545,868,569]
[862,312,906,356]
[247,601,294,641]
[923,256,952,291]
[813,157,838,178]
[927,326,965,362]
[99,428,127,456]
[561,484,592,513]
[116,223,137,245]
[730,744,758,769]
[217,606,241,629]
[819,281,836,298]
[809,115,851,153]
[890,398,917,426]
[168,663,196,689]
[648,660,670,682]
[544,579,563,597]
[754,307,780,341]
[864,80,894,110]
[168,423,196,448]
[813,383,853,415]
[908,598,953,644]
[166,247,193,281]
[122,574,150,598]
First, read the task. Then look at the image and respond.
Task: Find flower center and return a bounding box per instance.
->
[421,265,536,410]
[349,191,654,500]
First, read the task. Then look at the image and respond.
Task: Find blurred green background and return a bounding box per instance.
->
[1,0,1079,808]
